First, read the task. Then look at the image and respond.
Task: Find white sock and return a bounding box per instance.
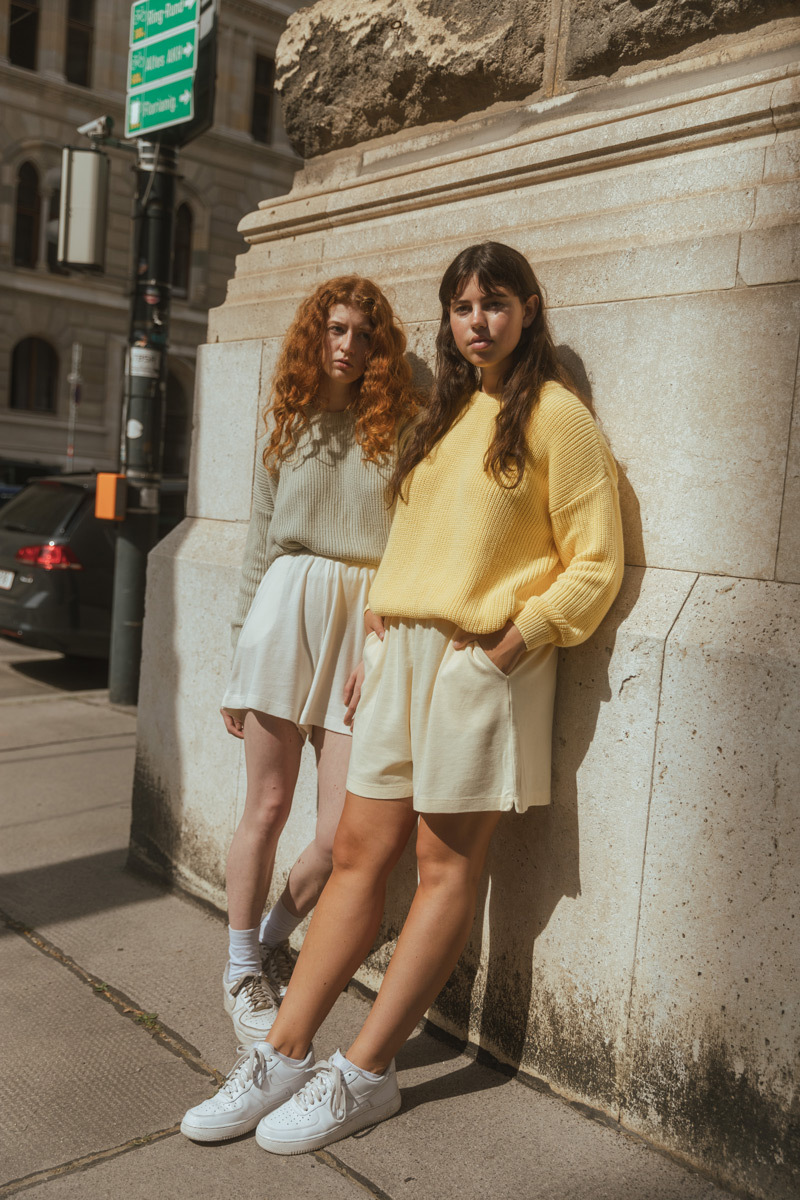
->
[273,1045,311,1066]
[332,1048,383,1081]
[259,899,303,949]
[227,925,261,980]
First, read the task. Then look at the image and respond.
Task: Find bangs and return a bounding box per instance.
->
[439,242,540,310]
[444,266,516,306]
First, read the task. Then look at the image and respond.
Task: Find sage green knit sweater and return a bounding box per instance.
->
[232,409,393,644]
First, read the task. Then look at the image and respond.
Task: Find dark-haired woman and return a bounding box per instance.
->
[181,243,623,1150]
[212,277,418,1052]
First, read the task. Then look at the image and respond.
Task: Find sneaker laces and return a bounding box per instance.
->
[219,1044,269,1101]
[265,941,295,990]
[294,1061,345,1120]
[230,971,278,1012]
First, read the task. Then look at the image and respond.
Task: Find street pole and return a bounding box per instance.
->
[108,139,177,706]
[65,341,82,473]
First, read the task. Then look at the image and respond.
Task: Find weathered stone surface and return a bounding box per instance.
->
[566,0,798,80]
[275,0,548,158]
[621,576,800,1200]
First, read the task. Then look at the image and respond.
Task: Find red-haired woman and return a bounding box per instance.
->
[216,277,418,1049]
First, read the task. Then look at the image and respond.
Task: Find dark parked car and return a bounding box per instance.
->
[0,474,186,658]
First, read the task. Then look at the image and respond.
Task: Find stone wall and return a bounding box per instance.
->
[132,10,800,1199]
[276,0,799,157]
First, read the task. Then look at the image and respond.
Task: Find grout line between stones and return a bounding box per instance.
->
[0,731,135,755]
[772,317,800,581]
[615,571,700,1125]
[313,1149,396,1200]
[0,907,225,1086]
[0,1128,179,1197]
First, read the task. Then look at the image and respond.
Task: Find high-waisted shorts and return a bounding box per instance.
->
[346,617,557,814]
[222,553,375,740]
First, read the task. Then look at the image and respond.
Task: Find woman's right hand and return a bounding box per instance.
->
[365,608,385,640]
[220,708,245,739]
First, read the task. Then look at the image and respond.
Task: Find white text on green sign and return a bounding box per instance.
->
[125,76,194,137]
[130,0,197,46]
[129,26,197,90]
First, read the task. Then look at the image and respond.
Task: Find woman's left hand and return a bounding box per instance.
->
[452,620,526,675]
[343,661,365,727]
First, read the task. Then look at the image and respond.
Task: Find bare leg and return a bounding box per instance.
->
[279,727,351,919]
[346,809,501,1073]
[269,791,417,1059]
[226,711,303,930]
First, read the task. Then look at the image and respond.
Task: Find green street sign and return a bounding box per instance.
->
[125,76,194,137]
[130,0,197,46]
[129,26,197,90]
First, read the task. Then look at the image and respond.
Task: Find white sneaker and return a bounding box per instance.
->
[180,1042,316,1142]
[261,939,296,999]
[255,1051,401,1155]
[222,968,279,1046]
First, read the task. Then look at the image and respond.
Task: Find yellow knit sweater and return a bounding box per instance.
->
[369,382,624,650]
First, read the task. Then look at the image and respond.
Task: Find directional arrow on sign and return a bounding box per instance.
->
[128,24,198,92]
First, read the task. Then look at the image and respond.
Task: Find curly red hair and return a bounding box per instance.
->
[263,276,419,470]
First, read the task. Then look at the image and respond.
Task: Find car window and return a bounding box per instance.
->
[69,503,117,565]
[0,482,86,536]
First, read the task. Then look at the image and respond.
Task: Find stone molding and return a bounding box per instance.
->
[236,61,799,248]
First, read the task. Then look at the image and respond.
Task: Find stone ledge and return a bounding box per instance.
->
[236,61,798,247]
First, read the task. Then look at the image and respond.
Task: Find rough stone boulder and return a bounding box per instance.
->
[566,0,797,79]
[275,0,549,159]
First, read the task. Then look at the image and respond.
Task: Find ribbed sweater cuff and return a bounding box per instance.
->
[513,606,554,651]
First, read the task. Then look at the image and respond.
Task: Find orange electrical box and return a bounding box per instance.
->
[95,472,127,521]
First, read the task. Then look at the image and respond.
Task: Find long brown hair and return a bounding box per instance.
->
[390,242,575,500]
[264,276,418,471]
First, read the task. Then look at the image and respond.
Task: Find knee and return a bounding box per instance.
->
[330,822,396,882]
[240,789,292,840]
[416,843,480,899]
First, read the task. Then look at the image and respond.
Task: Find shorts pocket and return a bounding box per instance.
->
[471,643,512,681]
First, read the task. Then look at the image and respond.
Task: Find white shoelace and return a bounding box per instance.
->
[219,1044,268,1100]
[294,1062,345,1120]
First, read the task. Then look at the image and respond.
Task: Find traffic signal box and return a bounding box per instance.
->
[95,473,127,520]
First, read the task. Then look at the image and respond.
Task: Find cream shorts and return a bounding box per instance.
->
[222,553,375,739]
[347,617,557,813]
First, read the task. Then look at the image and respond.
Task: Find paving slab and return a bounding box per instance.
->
[0,934,199,1185]
[16,1128,362,1200]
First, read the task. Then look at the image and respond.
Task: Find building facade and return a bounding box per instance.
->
[0,0,302,479]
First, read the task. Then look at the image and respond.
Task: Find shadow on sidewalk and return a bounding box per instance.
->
[6,654,109,692]
[0,848,167,932]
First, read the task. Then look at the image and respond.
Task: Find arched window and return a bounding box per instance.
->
[10,338,59,413]
[9,0,39,70]
[65,0,93,87]
[46,183,67,274]
[13,162,40,268]
[171,203,193,299]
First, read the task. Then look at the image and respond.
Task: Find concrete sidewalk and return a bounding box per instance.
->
[0,642,732,1200]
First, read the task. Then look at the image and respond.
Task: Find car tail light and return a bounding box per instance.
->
[15,543,83,570]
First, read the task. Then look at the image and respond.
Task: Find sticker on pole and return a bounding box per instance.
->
[130,346,161,378]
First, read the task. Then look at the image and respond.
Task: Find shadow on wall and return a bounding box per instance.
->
[424,346,644,1104]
